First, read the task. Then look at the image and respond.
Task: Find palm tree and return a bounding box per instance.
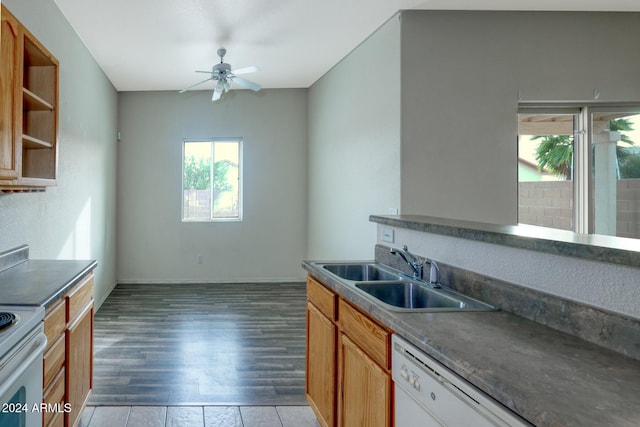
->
[533,134,573,180]
[534,118,635,180]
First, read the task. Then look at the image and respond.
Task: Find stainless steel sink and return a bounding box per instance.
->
[315,261,495,312]
[322,263,404,281]
[355,282,463,309]
[355,281,495,312]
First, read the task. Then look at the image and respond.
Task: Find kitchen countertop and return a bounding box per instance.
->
[0,259,97,308]
[302,261,640,427]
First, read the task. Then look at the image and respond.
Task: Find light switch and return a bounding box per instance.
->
[382,228,394,243]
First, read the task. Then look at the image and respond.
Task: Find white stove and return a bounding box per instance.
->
[0,305,47,427]
[0,305,44,357]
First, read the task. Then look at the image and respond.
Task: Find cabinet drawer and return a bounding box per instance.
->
[43,368,65,427]
[338,299,391,369]
[43,335,65,390]
[44,300,66,347]
[307,276,337,321]
[67,273,94,322]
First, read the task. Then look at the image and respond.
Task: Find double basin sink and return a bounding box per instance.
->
[317,262,495,312]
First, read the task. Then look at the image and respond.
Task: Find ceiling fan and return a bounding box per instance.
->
[179,48,261,101]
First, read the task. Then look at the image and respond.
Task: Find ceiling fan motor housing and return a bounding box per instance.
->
[179,47,260,100]
[213,62,232,79]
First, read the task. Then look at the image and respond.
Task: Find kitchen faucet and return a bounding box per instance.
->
[390,245,441,287]
[426,260,440,288]
[390,245,423,279]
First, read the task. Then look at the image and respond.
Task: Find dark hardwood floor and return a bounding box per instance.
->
[90,283,308,406]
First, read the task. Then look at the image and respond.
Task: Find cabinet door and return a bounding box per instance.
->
[339,334,391,427]
[65,303,93,427]
[306,302,337,427]
[0,6,20,181]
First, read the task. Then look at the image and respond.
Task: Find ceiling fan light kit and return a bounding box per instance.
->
[179,47,261,102]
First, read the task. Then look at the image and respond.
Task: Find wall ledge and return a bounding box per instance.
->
[370,214,640,269]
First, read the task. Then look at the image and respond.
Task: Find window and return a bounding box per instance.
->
[518,105,640,239]
[591,109,640,238]
[182,139,242,221]
[518,110,577,232]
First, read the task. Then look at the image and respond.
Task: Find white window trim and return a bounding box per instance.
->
[181,138,243,222]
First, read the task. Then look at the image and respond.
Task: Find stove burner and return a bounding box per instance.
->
[0,312,17,331]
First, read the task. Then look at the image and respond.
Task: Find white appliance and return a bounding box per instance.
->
[0,305,46,427]
[392,335,531,427]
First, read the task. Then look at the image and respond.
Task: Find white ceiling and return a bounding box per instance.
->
[53,0,640,93]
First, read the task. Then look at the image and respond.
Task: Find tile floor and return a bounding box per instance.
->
[79,405,320,427]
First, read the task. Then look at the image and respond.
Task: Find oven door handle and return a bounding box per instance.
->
[0,332,47,398]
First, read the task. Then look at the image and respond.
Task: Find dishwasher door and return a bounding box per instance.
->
[395,384,447,426]
[392,335,531,427]
[394,366,497,427]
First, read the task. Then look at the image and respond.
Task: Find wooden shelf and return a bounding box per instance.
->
[1,186,45,193]
[23,87,54,111]
[23,134,53,149]
[1,4,58,190]
[24,35,55,66]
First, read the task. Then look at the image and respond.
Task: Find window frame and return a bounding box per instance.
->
[181,138,243,222]
[519,102,640,237]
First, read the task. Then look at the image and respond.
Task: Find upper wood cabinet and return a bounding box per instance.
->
[0,4,58,193]
[0,6,20,181]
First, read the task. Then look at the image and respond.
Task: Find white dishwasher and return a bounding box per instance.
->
[392,335,531,427]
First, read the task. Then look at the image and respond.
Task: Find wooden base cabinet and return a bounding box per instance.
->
[66,303,93,427]
[43,272,94,427]
[306,276,393,427]
[339,334,391,427]
[306,276,338,427]
[307,303,337,427]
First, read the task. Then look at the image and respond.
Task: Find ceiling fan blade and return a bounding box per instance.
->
[231,65,260,75]
[212,81,224,101]
[232,76,261,92]
[179,77,213,93]
[195,70,213,74]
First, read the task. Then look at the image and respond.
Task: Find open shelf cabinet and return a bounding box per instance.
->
[1,4,58,192]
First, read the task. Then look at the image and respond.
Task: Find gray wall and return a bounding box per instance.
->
[394,11,640,319]
[117,89,308,283]
[307,15,402,260]
[400,11,640,224]
[309,10,640,317]
[0,0,118,308]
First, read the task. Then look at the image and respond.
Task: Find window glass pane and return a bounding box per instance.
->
[212,141,240,218]
[183,140,241,222]
[518,113,576,231]
[591,111,640,238]
[183,141,212,221]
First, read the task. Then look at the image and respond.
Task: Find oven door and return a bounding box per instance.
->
[0,325,47,427]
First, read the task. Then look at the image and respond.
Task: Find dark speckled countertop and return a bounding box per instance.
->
[0,259,97,308]
[302,261,640,427]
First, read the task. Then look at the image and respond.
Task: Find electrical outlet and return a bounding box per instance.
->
[197,254,203,264]
[382,228,394,243]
